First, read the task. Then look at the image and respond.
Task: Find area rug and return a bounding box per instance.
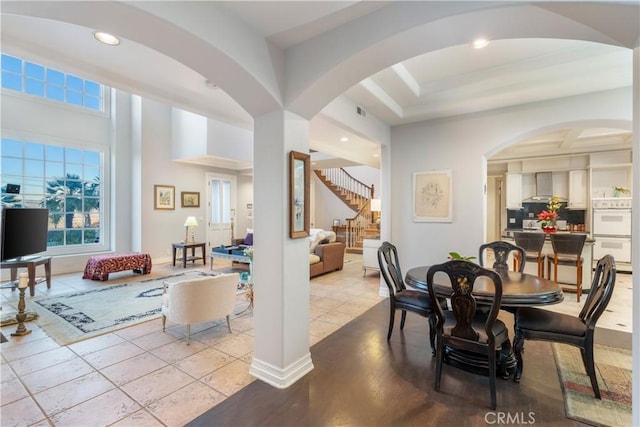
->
[0,310,39,326]
[553,343,632,427]
[32,271,216,346]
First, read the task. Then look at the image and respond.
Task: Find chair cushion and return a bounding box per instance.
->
[442,311,509,345]
[309,253,321,265]
[516,307,586,337]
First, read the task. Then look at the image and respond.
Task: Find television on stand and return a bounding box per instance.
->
[1,208,49,262]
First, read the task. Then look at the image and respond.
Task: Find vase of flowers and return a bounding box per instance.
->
[538,195,563,234]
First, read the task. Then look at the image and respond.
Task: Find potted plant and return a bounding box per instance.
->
[537,195,563,234]
[448,252,476,261]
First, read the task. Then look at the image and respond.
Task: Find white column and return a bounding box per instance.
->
[378,143,391,297]
[249,110,314,388]
[631,45,639,427]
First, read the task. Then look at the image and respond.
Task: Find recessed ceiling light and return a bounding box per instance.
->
[340,137,349,142]
[472,38,489,49]
[93,31,120,46]
[373,153,379,158]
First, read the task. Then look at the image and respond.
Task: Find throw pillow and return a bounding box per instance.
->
[309,231,326,253]
[244,232,253,246]
[319,237,330,244]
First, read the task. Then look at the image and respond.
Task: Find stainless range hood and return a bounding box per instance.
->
[522,172,567,203]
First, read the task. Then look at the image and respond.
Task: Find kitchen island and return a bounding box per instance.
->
[502,231,594,291]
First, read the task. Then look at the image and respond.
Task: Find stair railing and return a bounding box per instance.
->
[345,200,374,248]
[316,168,374,211]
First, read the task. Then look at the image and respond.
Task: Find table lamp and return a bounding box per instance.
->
[184,216,198,243]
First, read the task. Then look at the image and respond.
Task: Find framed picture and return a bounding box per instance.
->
[181,191,200,208]
[412,169,452,222]
[154,185,175,210]
[289,150,310,238]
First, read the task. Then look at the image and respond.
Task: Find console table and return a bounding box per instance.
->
[172,242,207,268]
[0,256,52,297]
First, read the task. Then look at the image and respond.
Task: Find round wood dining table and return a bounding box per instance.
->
[404,266,564,377]
[405,266,564,307]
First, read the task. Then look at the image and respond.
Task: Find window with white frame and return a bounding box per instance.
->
[1,138,104,252]
[1,53,103,111]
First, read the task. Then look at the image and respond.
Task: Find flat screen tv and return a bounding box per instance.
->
[1,208,49,262]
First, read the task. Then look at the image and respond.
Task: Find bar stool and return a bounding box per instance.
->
[547,233,587,302]
[513,232,546,277]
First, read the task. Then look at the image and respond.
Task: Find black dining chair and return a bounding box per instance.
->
[513,232,547,277]
[377,241,438,353]
[479,240,526,272]
[513,255,616,399]
[547,233,587,302]
[426,260,509,409]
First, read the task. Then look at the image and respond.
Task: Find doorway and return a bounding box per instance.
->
[486,175,504,242]
[206,172,237,248]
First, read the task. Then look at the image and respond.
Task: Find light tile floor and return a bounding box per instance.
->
[0,255,633,426]
[0,254,384,426]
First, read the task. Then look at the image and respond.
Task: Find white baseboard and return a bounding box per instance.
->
[249,352,314,389]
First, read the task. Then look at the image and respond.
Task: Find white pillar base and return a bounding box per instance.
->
[250,352,314,389]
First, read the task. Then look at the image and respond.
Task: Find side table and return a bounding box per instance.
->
[0,256,52,297]
[172,242,207,268]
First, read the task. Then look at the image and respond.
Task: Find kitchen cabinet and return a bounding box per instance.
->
[568,170,588,209]
[590,163,632,198]
[505,173,522,209]
[362,238,381,276]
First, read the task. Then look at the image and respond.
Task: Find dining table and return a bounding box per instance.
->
[405,266,564,377]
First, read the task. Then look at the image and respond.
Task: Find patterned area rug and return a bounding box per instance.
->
[32,271,216,346]
[553,343,632,427]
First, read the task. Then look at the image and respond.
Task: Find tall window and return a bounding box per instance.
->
[1,138,103,251]
[211,179,231,225]
[1,53,103,111]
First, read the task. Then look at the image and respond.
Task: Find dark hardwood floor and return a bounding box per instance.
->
[188,301,581,426]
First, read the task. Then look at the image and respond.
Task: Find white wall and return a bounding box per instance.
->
[390,88,632,270]
[311,175,356,230]
[236,174,254,237]
[1,90,246,275]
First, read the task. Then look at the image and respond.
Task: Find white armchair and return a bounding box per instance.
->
[161,273,239,344]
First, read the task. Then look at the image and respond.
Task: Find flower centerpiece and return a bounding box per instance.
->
[538,195,563,234]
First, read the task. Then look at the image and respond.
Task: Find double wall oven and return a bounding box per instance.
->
[592,198,632,271]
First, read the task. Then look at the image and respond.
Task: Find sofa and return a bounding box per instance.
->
[310,241,346,277]
[233,228,346,278]
[308,228,346,278]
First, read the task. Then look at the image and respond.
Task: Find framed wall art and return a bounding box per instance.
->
[154,185,175,210]
[412,169,452,222]
[289,150,310,238]
[181,191,200,208]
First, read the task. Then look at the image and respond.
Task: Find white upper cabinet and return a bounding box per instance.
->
[506,173,522,209]
[568,169,588,209]
[552,171,569,199]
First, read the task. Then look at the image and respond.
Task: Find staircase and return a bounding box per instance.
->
[314,168,379,254]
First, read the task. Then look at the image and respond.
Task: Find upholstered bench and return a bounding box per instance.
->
[83,252,152,281]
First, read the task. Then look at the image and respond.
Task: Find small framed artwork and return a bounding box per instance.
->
[289,150,310,238]
[154,185,175,210]
[412,169,452,222]
[181,191,200,208]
